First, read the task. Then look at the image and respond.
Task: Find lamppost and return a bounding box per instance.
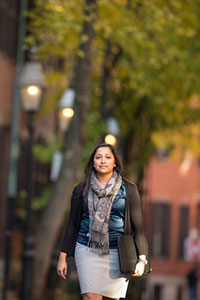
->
[105,117,120,146]
[19,47,45,300]
[58,88,75,132]
[50,88,75,182]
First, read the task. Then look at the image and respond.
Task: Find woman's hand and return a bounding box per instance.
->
[57,252,67,280]
[132,261,145,277]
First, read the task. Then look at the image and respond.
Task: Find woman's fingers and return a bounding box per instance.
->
[57,263,67,279]
[57,267,66,279]
[62,267,67,279]
[132,262,145,277]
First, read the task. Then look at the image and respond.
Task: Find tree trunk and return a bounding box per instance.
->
[122,97,154,185]
[31,1,97,300]
[100,40,122,120]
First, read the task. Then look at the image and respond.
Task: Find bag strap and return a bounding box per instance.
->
[124,182,152,274]
[124,181,132,235]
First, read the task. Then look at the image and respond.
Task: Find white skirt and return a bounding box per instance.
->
[74,242,129,298]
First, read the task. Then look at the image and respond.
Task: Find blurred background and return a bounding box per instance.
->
[1,0,200,300]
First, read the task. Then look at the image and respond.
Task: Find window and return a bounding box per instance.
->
[150,203,171,258]
[0,0,20,60]
[154,284,162,300]
[176,285,182,300]
[196,203,200,233]
[178,205,189,259]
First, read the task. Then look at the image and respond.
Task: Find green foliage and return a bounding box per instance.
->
[80,109,107,171]
[32,185,53,211]
[16,186,53,226]
[36,71,66,118]
[26,0,84,59]
[28,0,200,169]
[34,137,62,164]
[16,190,27,225]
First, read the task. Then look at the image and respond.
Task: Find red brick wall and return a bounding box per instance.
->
[0,51,15,258]
[0,52,15,125]
[143,156,200,276]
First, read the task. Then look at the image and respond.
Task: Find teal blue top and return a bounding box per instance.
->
[77,181,126,248]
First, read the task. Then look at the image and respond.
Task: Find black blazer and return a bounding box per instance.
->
[61,180,149,257]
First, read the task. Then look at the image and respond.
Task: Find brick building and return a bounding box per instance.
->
[0,0,21,263]
[142,155,200,300]
[0,1,51,296]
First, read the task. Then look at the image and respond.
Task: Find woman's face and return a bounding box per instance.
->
[93,147,115,175]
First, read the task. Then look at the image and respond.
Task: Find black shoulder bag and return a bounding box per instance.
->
[118,190,152,278]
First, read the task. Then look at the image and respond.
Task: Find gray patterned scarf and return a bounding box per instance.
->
[87,170,122,255]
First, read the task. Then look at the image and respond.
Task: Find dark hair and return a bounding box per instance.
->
[84,143,134,198]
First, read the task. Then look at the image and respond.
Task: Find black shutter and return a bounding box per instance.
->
[178,206,189,259]
[150,203,171,258]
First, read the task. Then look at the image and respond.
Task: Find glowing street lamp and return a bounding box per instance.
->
[58,88,75,131]
[50,89,75,182]
[105,117,120,146]
[19,48,45,112]
[105,134,117,146]
[62,107,74,118]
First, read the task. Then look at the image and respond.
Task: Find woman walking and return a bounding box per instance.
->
[57,143,149,300]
